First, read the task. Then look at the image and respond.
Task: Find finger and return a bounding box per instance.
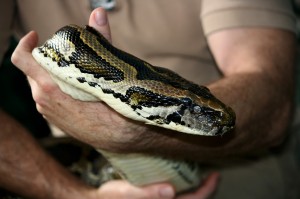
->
[12,31,57,88]
[27,76,51,107]
[99,180,175,199]
[11,31,39,76]
[89,7,112,43]
[177,172,220,199]
[142,183,175,199]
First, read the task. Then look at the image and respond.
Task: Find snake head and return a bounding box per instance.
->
[186,99,235,136]
[130,86,236,136]
[162,95,236,136]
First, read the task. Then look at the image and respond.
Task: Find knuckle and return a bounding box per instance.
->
[35,77,59,94]
[116,185,134,199]
[11,51,21,66]
[32,92,43,105]
[39,80,56,93]
[31,86,51,110]
[32,91,48,111]
[35,103,45,114]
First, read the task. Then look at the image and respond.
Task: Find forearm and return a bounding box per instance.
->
[117,71,293,162]
[208,72,294,150]
[0,109,96,199]
[11,26,295,164]
[113,29,296,162]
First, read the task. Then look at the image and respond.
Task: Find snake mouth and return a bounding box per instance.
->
[220,123,235,135]
[219,112,236,135]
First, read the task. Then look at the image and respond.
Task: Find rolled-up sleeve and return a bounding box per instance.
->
[0,0,16,64]
[201,0,297,36]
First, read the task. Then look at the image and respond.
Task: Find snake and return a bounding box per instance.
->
[32,24,235,193]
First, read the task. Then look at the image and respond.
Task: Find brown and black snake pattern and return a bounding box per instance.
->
[32,25,236,193]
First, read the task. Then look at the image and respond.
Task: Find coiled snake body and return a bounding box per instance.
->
[32,25,235,193]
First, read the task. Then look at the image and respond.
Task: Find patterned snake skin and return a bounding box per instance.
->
[32,25,235,193]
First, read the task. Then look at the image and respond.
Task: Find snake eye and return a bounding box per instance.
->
[193,105,202,113]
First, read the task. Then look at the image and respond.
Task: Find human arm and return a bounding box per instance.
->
[206,28,296,153]
[110,28,296,160]
[0,1,98,198]
[0,109,100,199]
[2,108,201,199]
[0,107,219,199]
[24,29,296,160]
[10,7,219,198]
[11,8,296,163]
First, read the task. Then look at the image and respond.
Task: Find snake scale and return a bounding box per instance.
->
[32,25,235,193]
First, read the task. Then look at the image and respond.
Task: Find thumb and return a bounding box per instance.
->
[142,184,175,199]
[11,31,46,79]
[89,7,112,43]
[98,180,175,199]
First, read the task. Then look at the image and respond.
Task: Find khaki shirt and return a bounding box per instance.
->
[0,0,296,85]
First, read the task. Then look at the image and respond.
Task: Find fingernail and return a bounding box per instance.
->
[95,9,107,26]
[159,187,175,198]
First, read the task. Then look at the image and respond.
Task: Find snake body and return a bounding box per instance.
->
[32,25,235,193]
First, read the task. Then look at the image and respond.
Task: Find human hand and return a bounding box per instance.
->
[176,172,219,199]
[91,172,219,199]
[11,7,219,199]
[11,8,141,150]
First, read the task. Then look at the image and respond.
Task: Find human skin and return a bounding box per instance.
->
[11,4,296,198]
[3,7,219,199]
[0,109,96,199]
[12,9,296,162]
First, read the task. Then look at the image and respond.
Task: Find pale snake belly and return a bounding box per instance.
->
[32,25,235,193]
